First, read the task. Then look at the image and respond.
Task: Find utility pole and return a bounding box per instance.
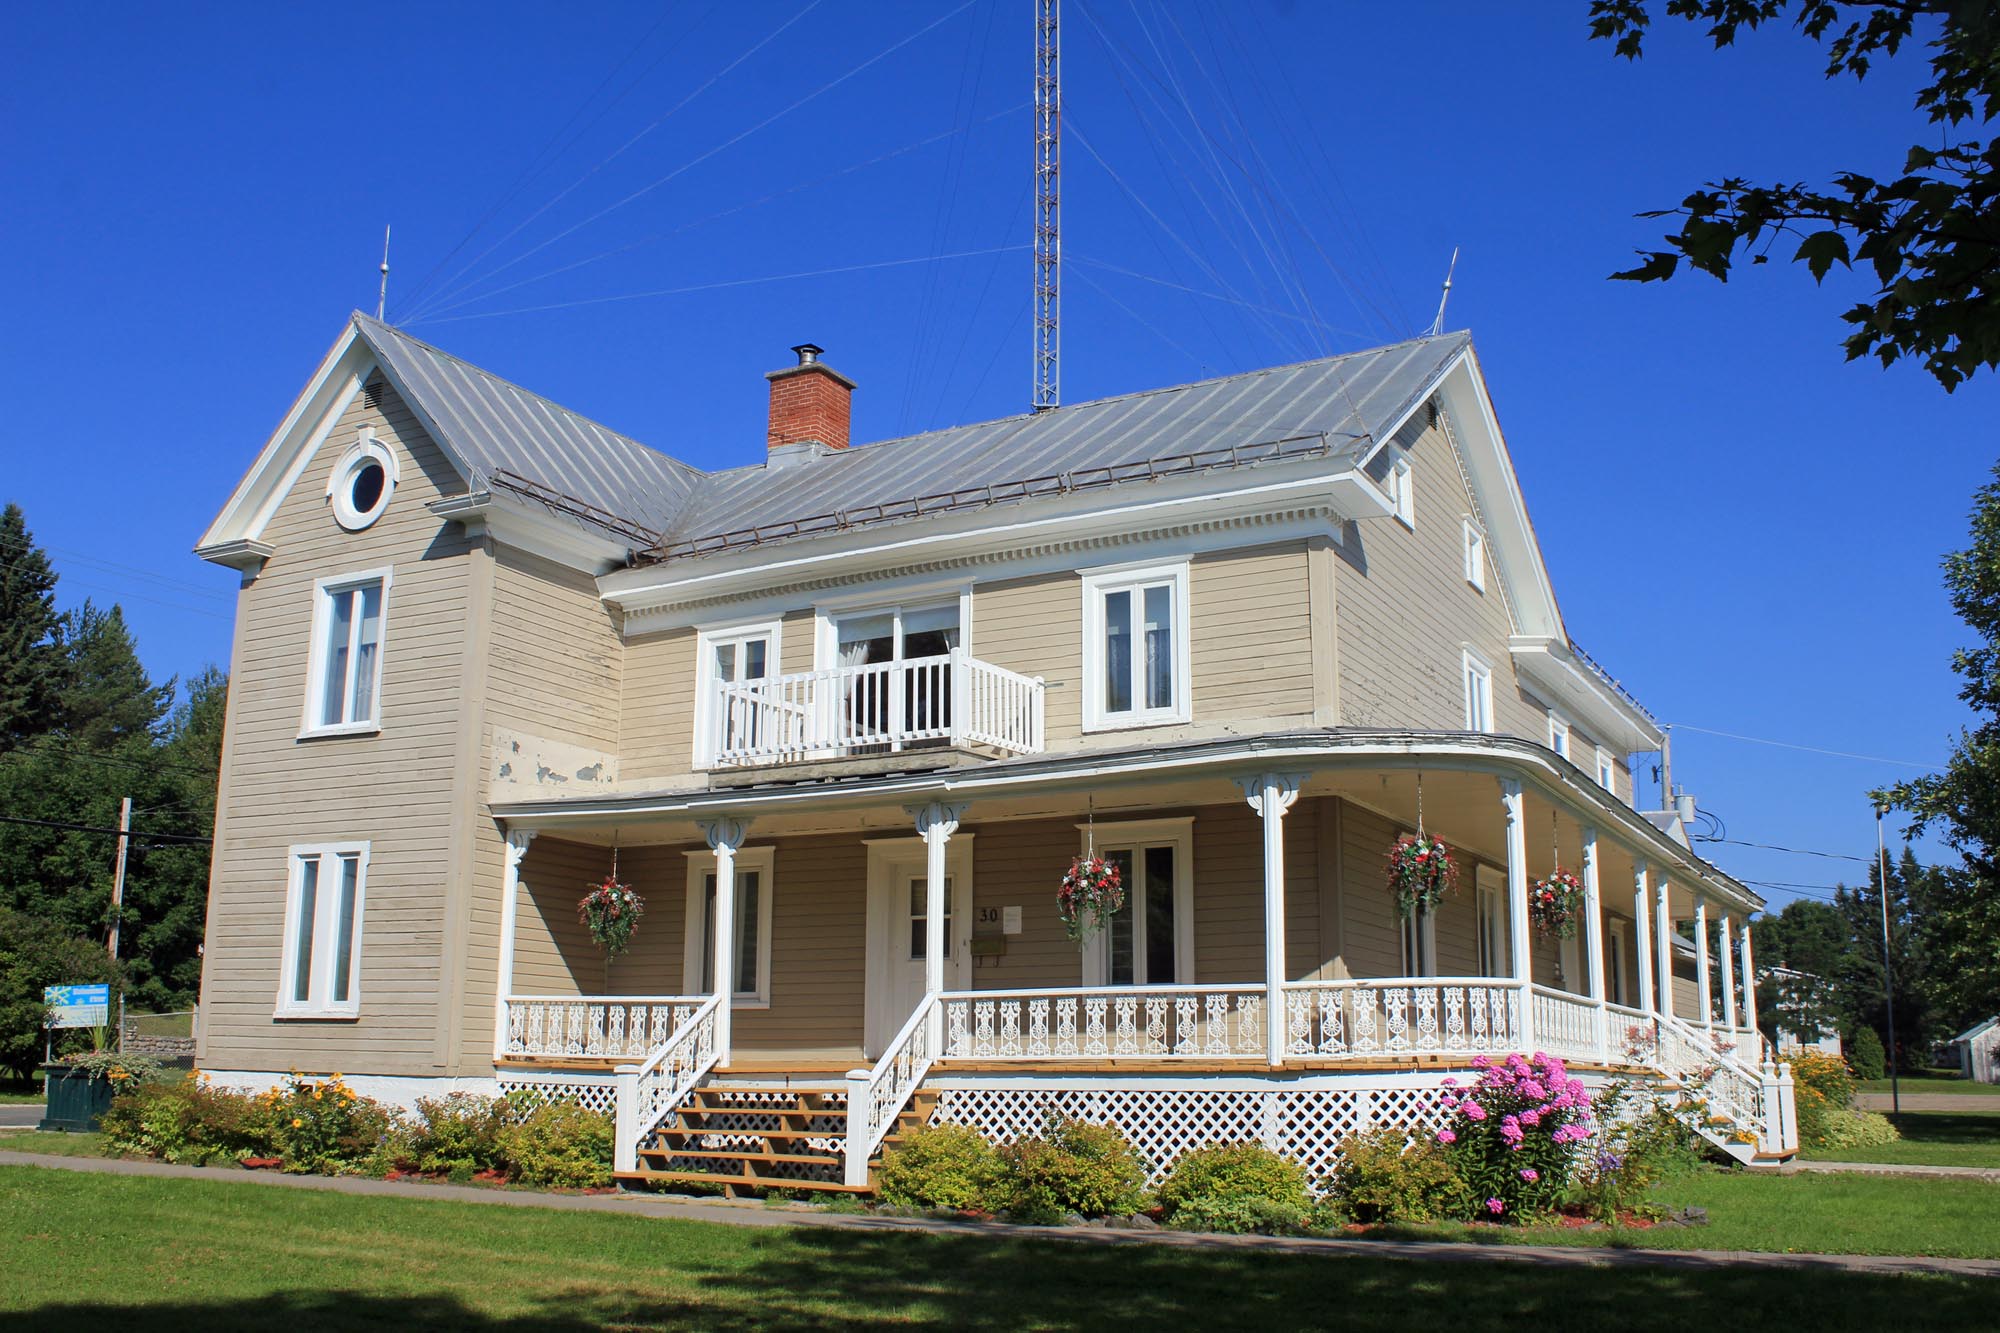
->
[1031,0,1060,412]
[109,796,131,1054]
[1875,802,1899,1116]
[377,225,392,321]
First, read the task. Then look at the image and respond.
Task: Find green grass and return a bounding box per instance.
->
[1806,1110,2000,1169]
[1855,1073,1999,1095]
[0,1074,47,1105]
[0,1167,1989,1332]
[0,1131,111,1157]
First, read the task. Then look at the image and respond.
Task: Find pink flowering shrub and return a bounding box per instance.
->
[1436,1052,1593,1220]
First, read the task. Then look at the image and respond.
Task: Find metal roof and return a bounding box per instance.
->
[654,332,1470,556]
[352,314,705,534]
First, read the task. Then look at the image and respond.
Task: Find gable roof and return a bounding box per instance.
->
[649,332,1469,556]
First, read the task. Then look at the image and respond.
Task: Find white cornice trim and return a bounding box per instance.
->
[430,491,633,574]
[192,538,275,576]
[1511,635,1664,753]
[605,463,1389,623]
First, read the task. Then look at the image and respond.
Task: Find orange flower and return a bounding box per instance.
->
[291,1118,304,1128]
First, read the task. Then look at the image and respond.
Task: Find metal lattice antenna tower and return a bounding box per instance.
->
[1032,0,1060,412]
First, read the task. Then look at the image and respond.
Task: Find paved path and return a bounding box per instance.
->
[3,1150,1995,1279]
[1793,1159,2000,1183]
[0,1106,42,1128]
[1855,1093,1998,1113]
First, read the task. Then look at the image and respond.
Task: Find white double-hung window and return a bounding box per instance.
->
[683,847,776,1006]
[1463,518,1486,590]
[1462,649,1494,733]
[1596,747,1617,790]
[1548,712,1571,759]
[695,622,779,767]
[1081,560,1191,730]
[277,843,368,1017]
[304,568,391,736]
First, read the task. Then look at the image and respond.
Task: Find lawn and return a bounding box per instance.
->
[1807,1110,2000,1170]
[0,1167,1989,1332]
[1855,1073,1999,1096]
[0,1131,109,1158]
[0,1075,46,1105]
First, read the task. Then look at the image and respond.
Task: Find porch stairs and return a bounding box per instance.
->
[620,1072,936,1195]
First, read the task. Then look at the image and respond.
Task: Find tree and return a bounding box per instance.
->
[1752,897,1853,1039]
[1834,848,1939,1069]
[1589,2,2000,390]
[0,503,66,750]
[1884,460,2000,1024]
[61,600,173,754]
[0,907,119,1081]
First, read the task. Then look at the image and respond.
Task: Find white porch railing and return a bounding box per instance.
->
[1530,984,1603,1063]
[942,985,1268,1061]
[1281,978,1522,1058]
[713,650,1044,767]
[613,992,725,1173]
[503,995,705,1060]
[844,994,943,1187]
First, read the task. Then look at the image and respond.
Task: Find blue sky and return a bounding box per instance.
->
[5,2,1991,912]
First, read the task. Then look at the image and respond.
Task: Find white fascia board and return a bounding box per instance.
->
[196,323,373,555]
[600,458,1390,618]
[430,491,633,574]
[1511,635,1665,753]
[491,731,1760,914]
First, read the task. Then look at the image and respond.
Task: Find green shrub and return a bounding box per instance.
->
[101,1075,273,1165]
[1848,1028,1887,1082]
[409,1092,511,1176]
[877,1123,1003,1210]
[1786,1048,1856,1150]
[500,1099,614,1189]
[993,1116,1147,1222]
[1326,1127,1470,1225]
[266,1073,396,1175]
[1820,1108,1901,1150]
[1574,1078,1711,1220]
[1157,1143,1309,1232]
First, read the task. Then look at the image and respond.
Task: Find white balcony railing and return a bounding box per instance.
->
[712,650,1044,768]
[503,995,705,1061]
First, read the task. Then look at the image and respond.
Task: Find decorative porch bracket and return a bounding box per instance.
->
[1238,772,1305,1068]
[494,829,536,1062]
[698,815,752,1068]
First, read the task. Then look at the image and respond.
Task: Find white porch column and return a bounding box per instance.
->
[1581,826,1607,1059]
[908,801,969,998]
[1719,909,1738,1031]
[1500,778,1535,1053]
[1240,772,1305,1067]
[699,816,750,1068]
[1654,877,1675,1019]
[493,828,535,1062]
[1694,894,1713,1028]
[1740,920,1760,1034]
[1633,860,1655,1019]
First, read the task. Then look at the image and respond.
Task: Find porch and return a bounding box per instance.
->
[487,741,1791,1190]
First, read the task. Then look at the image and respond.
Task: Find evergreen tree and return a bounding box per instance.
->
[0,503,66,750]
[1751,898,1853,1042]
[60,600,173,754]
[1834,850,1937,1071]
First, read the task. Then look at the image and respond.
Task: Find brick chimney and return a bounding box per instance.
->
[765,343,855,454]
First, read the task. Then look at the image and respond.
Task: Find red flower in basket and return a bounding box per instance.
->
[1059,855,1125,944]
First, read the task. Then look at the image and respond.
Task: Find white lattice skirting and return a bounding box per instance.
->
[496,1071,619,1116]
[924,1070,1640,1185]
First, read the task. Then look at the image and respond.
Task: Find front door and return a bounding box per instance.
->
[864,841,973,1057]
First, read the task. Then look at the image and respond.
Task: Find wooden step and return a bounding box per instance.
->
[641,1147,843,1167]
[619,1169,870,1195]
[662,1126,843,1144]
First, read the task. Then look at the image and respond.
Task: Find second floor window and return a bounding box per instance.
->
[306,570,390,734]
[1548,713,1571,759]
[1596,747,1616,790]
[699,624,777,765]
[1082,561,1191,730]
[1462,650,1493,733]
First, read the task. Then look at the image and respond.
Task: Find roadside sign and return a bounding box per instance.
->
[44,984,110,1029]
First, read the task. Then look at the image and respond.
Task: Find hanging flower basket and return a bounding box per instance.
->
[1528,868,1586,939]
[1387,832,1457,919]
[578,876,645,959]
[1058,854,1124,944]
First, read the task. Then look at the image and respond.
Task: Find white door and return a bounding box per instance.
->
[864,841,973,1057]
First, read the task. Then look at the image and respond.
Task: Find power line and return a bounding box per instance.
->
[0,813,209,845]
[1691,835,1872,864]
[9,738,221,780]
[1669,722,1939,772]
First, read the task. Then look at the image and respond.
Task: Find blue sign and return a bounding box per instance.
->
[44,984,110,1029]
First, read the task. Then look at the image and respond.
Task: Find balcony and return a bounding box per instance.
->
[710,650,1045,769]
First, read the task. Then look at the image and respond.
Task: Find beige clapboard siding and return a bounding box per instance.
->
[1190,796,1321,982]
[971,815,1089,990]
[1336,411,1547,743]
[970,574,1084,743]
[619,626,699,786]
[487,548,623,751]
[733,833,869,1053]
[1190,544,1316,725]
[200,375,476,1076]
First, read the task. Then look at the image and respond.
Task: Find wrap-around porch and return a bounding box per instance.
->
[489,746,1789,1185]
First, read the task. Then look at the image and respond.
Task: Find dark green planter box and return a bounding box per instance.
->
[38,1063,114,1132]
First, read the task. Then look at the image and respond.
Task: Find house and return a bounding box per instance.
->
[1754,962,1842,1059]
[1951,1017,2000,1084]
[193,314,1797,1191]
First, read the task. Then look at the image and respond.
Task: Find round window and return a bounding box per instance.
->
[330,439,396,531]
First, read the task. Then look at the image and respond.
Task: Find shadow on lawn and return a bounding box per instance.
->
[2,1229,1993,1333]
[1887,1111,2000,1144]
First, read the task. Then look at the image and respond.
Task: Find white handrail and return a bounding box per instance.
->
[1654,1009,1787,1152]
[843,994,941,1187]
[613,992,725,1173]
[712,650,1044,767]
[503,994,705,1060]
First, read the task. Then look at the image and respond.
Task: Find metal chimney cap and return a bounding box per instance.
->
[792,343,825,365]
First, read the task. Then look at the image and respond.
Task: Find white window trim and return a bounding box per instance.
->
[1462,516,1486,591]
[691,619,783,770]
[1548,711,1572,760]
[1079,558,1193,732]
[1462,648,1494,734]
[1077,816,1196,987]
[682,846,777,1007]
[299,566,393,740]
[274,841,369,1019]
[327,429,399,532]
[1596,745,1616,791]
[1400,904,1438,978]
[1475,864,1507,979]
[1608,921,1628,1006]
[1388,455,1415,529]
[811,582,975,669]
